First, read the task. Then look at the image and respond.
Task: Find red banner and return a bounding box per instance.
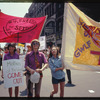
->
[0,12,46,43]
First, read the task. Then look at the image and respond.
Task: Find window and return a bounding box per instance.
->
[46,21,55,27]
[56,18,63,32]
[59,22,62,32]
[45,9,47,15]
[58,4,61,8]
[49,4,51,17]
[51,3,54,15]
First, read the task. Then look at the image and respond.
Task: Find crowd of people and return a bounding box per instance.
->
[0,39,72,97]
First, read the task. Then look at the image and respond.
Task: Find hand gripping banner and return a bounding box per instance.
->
[0,12,46,43]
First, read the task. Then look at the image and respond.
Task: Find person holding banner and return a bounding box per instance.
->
[25,39,48,97]
[57,46,72,85]
[2,43,19,97]
[49,46,65,97]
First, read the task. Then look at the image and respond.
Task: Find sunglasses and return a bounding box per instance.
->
[52,49,57,52]
[32,42,39,45]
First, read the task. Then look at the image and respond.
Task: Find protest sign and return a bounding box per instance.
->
[39,36,46,51]
[2,59,24,88]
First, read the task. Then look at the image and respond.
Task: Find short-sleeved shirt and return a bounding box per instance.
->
[25,51,48,70]
[49,56,65,79]
[4,52,19,60]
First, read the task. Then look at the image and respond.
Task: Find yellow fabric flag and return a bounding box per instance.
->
[61,3,100,71]
[18,43,25,47]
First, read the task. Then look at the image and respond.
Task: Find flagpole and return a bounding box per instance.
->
[38,15,48,39]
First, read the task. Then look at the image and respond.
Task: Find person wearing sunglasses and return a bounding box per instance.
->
[25,39,48,97]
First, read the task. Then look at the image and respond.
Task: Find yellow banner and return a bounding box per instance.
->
[18,43,25,47]
[73,18,100,66]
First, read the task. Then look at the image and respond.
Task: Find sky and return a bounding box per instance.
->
[0,2,32,48]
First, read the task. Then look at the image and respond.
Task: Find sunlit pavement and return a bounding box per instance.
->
[0,68,100,97]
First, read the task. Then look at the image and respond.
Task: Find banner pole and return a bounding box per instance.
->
[38,15,48,39]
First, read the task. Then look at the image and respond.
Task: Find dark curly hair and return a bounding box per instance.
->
[8,43,16,52]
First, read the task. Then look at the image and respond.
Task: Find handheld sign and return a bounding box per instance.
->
[39,36,46,51]
[2,59,24,88]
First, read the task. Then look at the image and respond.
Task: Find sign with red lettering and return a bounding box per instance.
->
[2,59,24,88]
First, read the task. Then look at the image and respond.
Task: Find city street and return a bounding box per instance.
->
[0,68,100,97]
[0,3,100,99]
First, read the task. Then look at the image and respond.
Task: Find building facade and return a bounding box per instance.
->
[24,3,64,48]
[24,3,100,48]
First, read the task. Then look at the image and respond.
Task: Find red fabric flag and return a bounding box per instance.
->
[0,12,46,43]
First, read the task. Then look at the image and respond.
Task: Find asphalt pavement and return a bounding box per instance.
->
[0,68,100,97]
